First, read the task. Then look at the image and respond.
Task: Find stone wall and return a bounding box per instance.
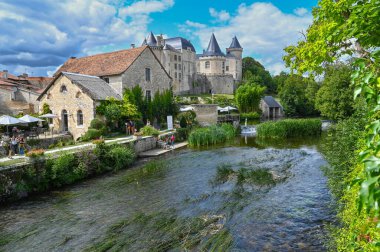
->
[122,48,172,96]
[190,74,235,95]
[192,104,218,126]
[39,75,96,140]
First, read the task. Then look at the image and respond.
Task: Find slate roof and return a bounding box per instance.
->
[164,37,196,52]
[229,36,242,49]
[55,46,147,77]
[146,32,157,46]
[38,72,121,101]
[202,33,224,57]
[262,96,282,108]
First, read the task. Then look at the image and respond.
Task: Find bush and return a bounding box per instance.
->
[25,149,45,158]
[106,145,135,171]
[175,128,190,142]
[240,112,261,120]
[90,118,106,130]
[50,153,78,187]
[256,119,321,139]
[81,129,102,141]
[141,125,159,137]
[188,124,236,147]
[179,116,187,128]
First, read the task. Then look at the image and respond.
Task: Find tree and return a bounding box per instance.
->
[235,83,266,113]
[315,64,355,120]
[242,57,275,93]
[273,71,290,93]
[278,75,319,117]
[283,0,380,239]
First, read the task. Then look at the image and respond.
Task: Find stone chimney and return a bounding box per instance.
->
[156,35,163,47]
[22,73,28,78]
[3,70,8,79]
[131,43,135,48]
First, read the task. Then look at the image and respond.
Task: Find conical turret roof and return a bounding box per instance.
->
[229,36,242,49]
[141,38,147,46]
[146,32,157,46]
[203,33,224,57]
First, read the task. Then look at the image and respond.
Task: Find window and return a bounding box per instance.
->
[77,110,83,126]
[175,72,177,79]
[222,62,225,69]
[178,56,181,61]
[174,63,177,70]
[60,85,67,93]
[205,61,210,69]
[47,93,52,99]
[178,64,181,70]
[145,68,151,82]
[226,66,229,72]
[75,91,81,98]
[179,73,182,81]
[103,77,109,83]
[146,90,151,101]
[174,55,177,61]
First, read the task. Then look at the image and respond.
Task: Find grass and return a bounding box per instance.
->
[256,118,322,139]
[188,124,236,147]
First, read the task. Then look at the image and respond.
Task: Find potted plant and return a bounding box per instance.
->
[25,149,45,163]
[133,131,143,140]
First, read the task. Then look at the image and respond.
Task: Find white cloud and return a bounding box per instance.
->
[0,0,175,76]
[180,3,312,75]
[209,8,230,22]
[294,7,308,16]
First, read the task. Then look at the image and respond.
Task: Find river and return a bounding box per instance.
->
[0,135,334,251]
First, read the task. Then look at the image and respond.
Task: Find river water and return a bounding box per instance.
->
[0,136,334,251]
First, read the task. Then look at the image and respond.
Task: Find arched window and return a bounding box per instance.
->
[205,61,210,69]
[77,110,83,126]
[60,85,67,93]
[75,91,81,98]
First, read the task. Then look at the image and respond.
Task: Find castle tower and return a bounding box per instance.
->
[226,36,243,81]
[198,33,226,75]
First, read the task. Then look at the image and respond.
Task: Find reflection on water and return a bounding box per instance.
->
[0,135,333,251]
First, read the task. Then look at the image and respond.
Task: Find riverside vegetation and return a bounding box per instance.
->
[256,118,322,139]
[188,124,236,147]
[0,142,135,203]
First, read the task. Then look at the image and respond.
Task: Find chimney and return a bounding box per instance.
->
[131,43,135,48]
[3,70,8,79]
[22,73,28,78]
[70,56,76,59]
[156,35,163,47]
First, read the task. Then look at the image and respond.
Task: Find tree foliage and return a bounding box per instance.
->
[283,0,380,247]
[278,75,319,117]
[242,57,275,93]
[235,83,266,113]
[315,64,355,120]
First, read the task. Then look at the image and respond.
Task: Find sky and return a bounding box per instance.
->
[0,0,318,77]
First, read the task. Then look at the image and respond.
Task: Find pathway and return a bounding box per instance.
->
[138,142,188,157]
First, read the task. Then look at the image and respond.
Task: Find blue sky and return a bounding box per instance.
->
[0,0,318,77]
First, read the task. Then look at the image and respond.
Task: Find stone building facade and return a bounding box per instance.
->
[141,32,243,95]
[56,46,172,99]
[38,72,121,140]
[260,96,284,119]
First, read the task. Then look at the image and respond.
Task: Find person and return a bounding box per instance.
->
[146,119,151,126]
[130,120,135,134]
[10,136,18,156]
[126,121,131,135]
[12,126,18,137]
[18,136,25,155]
[165,136,170,149]
[170,134,175,149]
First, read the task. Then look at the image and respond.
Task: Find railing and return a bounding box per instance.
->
[217,114,240,123]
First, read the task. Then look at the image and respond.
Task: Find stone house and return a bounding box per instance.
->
[0,70,52,115]
[37,72,121,140]
[55,46,172,99]
[260,96,284,119]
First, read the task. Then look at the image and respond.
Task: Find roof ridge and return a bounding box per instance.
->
[62,72,100,79]
[67,46,147,61]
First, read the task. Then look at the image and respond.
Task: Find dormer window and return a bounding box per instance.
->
[60,85,67,93]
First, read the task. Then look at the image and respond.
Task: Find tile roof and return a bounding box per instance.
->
[164,37,196,52]
[55,46,148,77]
[262,96,282,108]
[26,77,53,89]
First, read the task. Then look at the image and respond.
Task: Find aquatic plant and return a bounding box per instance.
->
[237,168,275,186]
[188,124,236,147]
[83,210,233,252]
[256,119,322,139]
[212,164,234,185]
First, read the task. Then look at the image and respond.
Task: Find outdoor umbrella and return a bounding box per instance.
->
[0,115,26,133]
[179,106,194,112]
[19,114,44,123]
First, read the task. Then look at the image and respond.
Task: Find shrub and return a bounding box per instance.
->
[179,116,187,128]
[25,149,45,158]
[106,145,135,171]
[175,128,190,142]
[240,112,261,120]
[188,124,236,147]
[256,119,321,139]
[140,125,159,137]
[81,129,102,141]
[92,139,105,145]
[50,153,78,187]
[90,118,106,130]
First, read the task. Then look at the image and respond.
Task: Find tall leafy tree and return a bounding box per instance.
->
[315,64,355,120]
[283,0,380,243]
[235,82,266,113]
[242,57,275,93]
